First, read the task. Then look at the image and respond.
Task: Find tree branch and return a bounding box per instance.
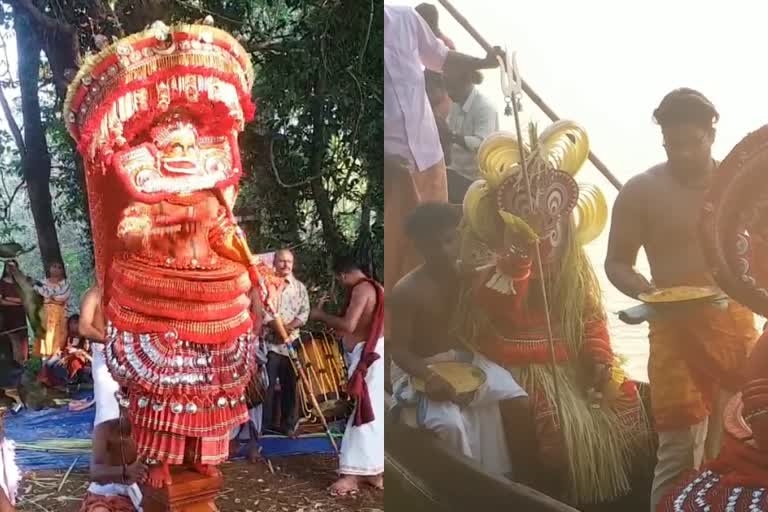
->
[3,0,74,35]
[0,82,24,154]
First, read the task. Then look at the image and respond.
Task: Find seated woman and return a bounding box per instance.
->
[40,315,92,388]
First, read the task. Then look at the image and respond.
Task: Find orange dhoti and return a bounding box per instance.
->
[383,157,447,295]
[648,300,758,432]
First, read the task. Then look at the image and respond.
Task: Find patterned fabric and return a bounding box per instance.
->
[649,298,757,432]
[262,274,309,356]
[79,492,135,512]
[34,278,72,304]
[657,468,768,512]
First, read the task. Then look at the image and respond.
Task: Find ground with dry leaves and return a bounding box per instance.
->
[16,455,383,512]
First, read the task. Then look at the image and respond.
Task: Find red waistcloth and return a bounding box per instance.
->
[346,278,384,427]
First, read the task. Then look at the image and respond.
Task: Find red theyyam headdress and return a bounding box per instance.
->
[64,21,255,287]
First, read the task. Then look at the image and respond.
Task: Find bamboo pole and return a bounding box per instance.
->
[436,0,624,191]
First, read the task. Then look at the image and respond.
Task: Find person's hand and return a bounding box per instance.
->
[310,297,329,320]
[424,373,457,403]
[125,461,149,484]
[592,362,611,393]
[586,362,611,407]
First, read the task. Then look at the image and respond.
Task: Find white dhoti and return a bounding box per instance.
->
[392,350,527,475]
[339,338,385,476]
[0,439,20,505]
[92,343,119,426]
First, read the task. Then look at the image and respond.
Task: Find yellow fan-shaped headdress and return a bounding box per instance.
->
[464,120,607,247]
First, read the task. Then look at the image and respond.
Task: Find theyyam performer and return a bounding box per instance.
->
[459,121,652,504]
[64,19,279,488]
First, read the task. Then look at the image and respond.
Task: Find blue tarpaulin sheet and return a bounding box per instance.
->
[6,392,343,471]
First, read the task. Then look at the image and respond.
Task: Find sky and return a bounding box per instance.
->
[393,0,768,200]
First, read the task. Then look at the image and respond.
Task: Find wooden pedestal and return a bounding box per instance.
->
[141,468,223,512]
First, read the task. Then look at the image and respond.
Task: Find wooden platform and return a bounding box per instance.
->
[142,467,223,512]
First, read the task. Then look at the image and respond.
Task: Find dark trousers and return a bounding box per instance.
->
[262,351,299,433]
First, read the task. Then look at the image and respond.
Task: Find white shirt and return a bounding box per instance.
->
[384,4,449,172]
[447,87,499,180]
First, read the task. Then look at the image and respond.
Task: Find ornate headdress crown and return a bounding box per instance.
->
[64,20,255,162]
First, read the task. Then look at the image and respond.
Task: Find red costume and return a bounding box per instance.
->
[64,21,278,485]
[460,123,650,505]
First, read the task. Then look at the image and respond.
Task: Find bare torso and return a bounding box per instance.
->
[391,265,463,359]
[93,419,138,469]
[79,287,106,343]
[607,163,715,298]
[341,281,378,351]
[640,165,712,286]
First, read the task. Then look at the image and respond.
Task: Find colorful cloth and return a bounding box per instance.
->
[648,299,757,432]
[339,338,384,476]
[392,349,527,475]
[346,278,385,426]
[79,492,136,512]
[656,397,768,512]
[35,302,67,357]
[63,21,277,469]
[467,263,651,505]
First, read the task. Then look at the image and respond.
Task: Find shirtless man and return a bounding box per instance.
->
[80,390,148,511]
[605,88,758,511]
[310,256,384,496]
[80,285,119,426]
[389,202,534,482]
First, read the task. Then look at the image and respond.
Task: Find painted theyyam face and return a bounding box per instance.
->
[154,122,202,177]
[497,169,578,266]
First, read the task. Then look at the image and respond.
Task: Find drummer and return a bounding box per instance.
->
[261,249,310,436]
[389,203,536,482]
[605,88,758,510]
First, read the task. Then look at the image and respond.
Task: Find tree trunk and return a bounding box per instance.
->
[16,10,63,269]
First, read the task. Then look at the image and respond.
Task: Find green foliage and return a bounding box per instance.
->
[2,0,382,307]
